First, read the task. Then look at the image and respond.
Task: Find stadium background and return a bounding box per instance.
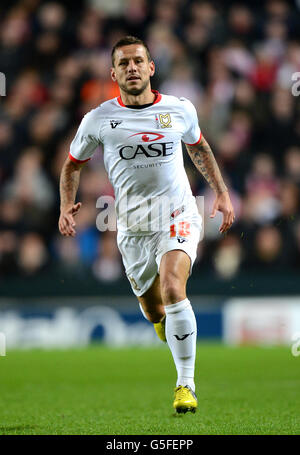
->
[0,0,300,347]
[1,0,300,437]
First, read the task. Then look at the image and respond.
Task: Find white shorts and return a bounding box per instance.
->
[117,211,202,297]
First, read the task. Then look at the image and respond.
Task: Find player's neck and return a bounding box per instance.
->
[119,87,155,106]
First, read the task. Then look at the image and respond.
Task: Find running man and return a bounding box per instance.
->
[59,36,235,414]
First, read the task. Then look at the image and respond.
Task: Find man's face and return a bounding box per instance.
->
[111,44,155,96]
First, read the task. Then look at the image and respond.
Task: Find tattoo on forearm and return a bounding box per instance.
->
[186,136,227,194]
[59,161,81,209]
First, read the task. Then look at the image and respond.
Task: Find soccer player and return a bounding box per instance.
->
[59,36,235,414]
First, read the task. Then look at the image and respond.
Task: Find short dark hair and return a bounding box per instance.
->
[111,35,152,66]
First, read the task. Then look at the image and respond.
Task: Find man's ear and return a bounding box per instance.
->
[149,60,155,77]
[111,67,116,82]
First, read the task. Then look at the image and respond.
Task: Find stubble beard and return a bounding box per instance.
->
[119,78,150,96]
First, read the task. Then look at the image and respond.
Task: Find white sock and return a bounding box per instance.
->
[164,298,197,392]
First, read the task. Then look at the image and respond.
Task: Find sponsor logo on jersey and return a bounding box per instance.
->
[132,163,163,169]
[119,142,174,160]
[158,113,172,128]
[128,132,165,142]
[110,120,123,128]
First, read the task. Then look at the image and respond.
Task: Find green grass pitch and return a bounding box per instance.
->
[0,343,299,435]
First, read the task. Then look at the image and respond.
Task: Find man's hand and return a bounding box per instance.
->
[59,202,82,237]
[210,191,235,234]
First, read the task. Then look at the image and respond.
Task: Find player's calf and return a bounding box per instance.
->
[138,303,166,342]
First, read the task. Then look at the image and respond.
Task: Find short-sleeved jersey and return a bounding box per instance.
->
[69,91,202,234]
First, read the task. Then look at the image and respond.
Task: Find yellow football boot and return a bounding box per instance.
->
[173,385,197,414]
[153,316,166,342]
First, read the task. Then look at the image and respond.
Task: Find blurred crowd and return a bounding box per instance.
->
[0,0,300,284]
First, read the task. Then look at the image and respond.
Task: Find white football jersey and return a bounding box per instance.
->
[69,91,202,234]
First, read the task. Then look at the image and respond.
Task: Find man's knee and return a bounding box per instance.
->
[161,275,186,305]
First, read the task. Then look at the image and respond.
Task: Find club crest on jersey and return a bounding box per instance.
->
[110,120,123,129]
[158,113,172,128]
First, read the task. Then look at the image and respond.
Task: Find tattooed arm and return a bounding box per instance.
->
[58,158,86,237]
[186,135,235,233]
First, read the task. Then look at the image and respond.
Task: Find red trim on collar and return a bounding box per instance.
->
[117,90,162,107]
[117,96,125,107]
[152,90,162,105]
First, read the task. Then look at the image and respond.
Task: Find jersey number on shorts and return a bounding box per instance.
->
[170,222,191,238]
